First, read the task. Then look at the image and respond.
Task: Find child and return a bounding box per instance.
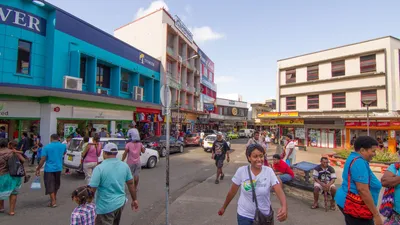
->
[70,186,96,225]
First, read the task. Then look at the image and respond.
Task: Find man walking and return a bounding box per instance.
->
[312,157,337,210]
[17,132,30,156]
[127,121,140,141]
[89,143,139,225]
[36,134,66,207]
[122,138,145,191]
[211,132,230,184]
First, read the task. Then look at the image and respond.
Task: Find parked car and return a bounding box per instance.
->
[227,132,239,139]
[238,129,254,138]
[203,134,231,152]
[63,137,160,172]
[143,135,185,157]
[204,130,218,136]
[184,133,201,146]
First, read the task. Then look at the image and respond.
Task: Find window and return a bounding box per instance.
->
[120,72,129,92]
[286,97,296,110]
[286,69,296,84]
[80,57,87,83]
[332,92,346,108]
[16,40,32,75]
[139,76,146,87]
[361,89,377,107]
[360,54,376,73]
[96,64,111,88]
[307,65,319,81]
[332,60,345,77]
[166,61,172,75]
[307,95,319,109]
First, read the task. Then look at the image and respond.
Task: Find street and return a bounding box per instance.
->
[0,138,344,225]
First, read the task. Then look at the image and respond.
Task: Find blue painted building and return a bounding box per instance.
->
[0,0,162,144]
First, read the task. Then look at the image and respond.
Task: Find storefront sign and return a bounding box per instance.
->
[345,121,360,126]
[257,111,299,118]
[229,101,235,105]
[202,94,215,103]
[64,124,77,138]
[174,15,193,43]
[346,120,390,127]
[392,121,400,126]
[232,108,238,116]
[73,107,132,120]
[277,119,304,125]
[201,76,217,91]
[0,4,47,36]
[0,101,41,118]
[204,103,214,112]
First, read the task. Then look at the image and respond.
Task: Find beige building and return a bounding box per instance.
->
[276,36,400,151]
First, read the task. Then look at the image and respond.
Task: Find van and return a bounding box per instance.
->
[238,129,254,138]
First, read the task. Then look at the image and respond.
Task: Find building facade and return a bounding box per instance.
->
[0,0,161,144]
[210,98,248,132]
[114,8,207,133]
[276,36,400,151]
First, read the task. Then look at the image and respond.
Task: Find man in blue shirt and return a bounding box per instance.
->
[0,126,6,138]
[36,134,66,208]
[89,143,139,224]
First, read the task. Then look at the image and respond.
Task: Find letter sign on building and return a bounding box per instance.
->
[0,4,47,36]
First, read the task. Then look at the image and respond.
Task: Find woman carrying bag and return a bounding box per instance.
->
[218,144,287,224]
[82,137,101,184]
[381,161,400,224]
[335,136,383,225]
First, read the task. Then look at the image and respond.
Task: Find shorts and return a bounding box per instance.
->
[279,174,293,183]
[314,182,336,194]
[95,204,124,225]
[129,163,141,177]
[215,159,224,168]
[44,171,61,195]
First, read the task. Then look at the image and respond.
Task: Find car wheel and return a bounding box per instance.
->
[147,156,157,168]
[180,145,184,153]
[160,148,167,157]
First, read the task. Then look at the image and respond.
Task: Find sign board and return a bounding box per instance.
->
[258,111,299,118]
[160,85,172,107]
[0,101,41,118]
[73,107,132,120]
[277,119,304,125]
[174,15,193,43]
[64,124,77,138]
[204,103,214,112]
[345,120,391,127]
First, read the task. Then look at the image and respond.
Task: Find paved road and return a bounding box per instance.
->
[0,138,245,225]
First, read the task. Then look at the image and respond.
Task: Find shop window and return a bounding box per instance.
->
[16,40,32,75]
[360,54,376,73]
[307,95,319,109]
[120,72,129,93]
[80,57,87,83]
[361,89,377,107]
[286,69,296,84]
[332,60,345,77]
[96,64,111,88]
[286,97,296,110]
[166,61,173,76]
[332,92,346,108]
[307,65,319,81]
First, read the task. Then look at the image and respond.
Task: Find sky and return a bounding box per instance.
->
[46,0,400,104]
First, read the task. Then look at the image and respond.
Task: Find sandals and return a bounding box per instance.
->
[311,204,319,209]
[330,205,336,211]
[47,203,57,208]
[215,180,219,184]
[220,174,225,180]
[8,212,15,216]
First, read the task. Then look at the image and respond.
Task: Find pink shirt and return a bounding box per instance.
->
[84,144,101,163]
[125,142,143,165]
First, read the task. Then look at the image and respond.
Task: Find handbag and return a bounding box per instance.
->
[8,153,25,177]
[247,165,274,225]
[343,156,373,219]
[379,163,400,217]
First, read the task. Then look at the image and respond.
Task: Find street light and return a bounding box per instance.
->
[361,95,377,136]
[177,54,199,129]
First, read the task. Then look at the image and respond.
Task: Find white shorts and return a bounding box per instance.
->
[314,182,336,194]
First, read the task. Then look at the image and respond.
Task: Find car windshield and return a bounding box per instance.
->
[239,130,245,133]
[69,139,83,151]
[187,134,198,138]
[205,136,216,141]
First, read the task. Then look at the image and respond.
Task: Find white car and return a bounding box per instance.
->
[238,129,254,138]
[63,137,159,171]
[202,134,231,152]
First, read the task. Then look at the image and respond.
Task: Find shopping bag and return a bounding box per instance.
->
[286,159,291,166]
[25,150,33,160]
[31,176,41,190]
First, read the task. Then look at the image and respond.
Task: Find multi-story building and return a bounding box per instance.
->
[114,8,205,133]
[265,99,276,110]
[251,101,275,130]
[275,36,400,151]
[210,98,248,132]
[0,0,162,144]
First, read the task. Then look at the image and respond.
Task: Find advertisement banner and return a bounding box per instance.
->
[258,111,299,118]
[64,124,78,138]
[198,48,214,73]
[204,103,215,112]
[277,119,304,125]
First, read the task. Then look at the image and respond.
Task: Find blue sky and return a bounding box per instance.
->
[47,0,400,104]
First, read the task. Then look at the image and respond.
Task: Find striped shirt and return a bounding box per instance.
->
[70,203,96,225]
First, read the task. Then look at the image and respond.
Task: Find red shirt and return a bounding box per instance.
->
[273,160,294,178]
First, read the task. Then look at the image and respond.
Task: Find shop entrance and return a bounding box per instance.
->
[308,129,343,148]
[0,119,40,141]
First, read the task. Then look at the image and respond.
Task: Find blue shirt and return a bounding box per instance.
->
[335,152,382,208]
[89,158,133,214]
[37,147,42,158]
[41,142,66,172]
[387,164,400,213]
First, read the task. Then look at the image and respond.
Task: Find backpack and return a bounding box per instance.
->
[8,154,25,177]
[380,163,400,217]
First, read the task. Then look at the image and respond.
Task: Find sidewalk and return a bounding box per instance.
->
[153,144,344,225]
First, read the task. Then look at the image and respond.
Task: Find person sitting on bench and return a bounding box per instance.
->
[272,154,294,188]
[312,157,337,210]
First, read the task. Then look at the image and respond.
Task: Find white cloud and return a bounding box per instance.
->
[185,5,192,14]
[215,75,237,83]
[135,0,169,19]
[190,26,225,43]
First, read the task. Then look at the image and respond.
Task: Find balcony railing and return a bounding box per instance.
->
[167,74,181,90]
[167,47,175,58]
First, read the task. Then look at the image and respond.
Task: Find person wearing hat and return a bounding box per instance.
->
[283,134,296,166]
[127,121,140,142]
[211,132,230,184]
[89,143,139,224]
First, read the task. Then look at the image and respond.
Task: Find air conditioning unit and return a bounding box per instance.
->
[63,76,82,91]
[97,88,109,95]
[133,86,144,101]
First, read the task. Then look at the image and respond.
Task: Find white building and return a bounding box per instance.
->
[275,36,400,151]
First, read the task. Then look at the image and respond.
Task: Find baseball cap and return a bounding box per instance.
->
[103,143,118,153]
[217,132,223,136]
[131,121,136,126]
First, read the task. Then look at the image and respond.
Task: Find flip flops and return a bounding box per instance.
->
[220,174,225,180]
[311,204,319,209]
[47,203,57,208]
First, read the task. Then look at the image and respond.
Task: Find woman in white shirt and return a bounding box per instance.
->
[218,144,288,224]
